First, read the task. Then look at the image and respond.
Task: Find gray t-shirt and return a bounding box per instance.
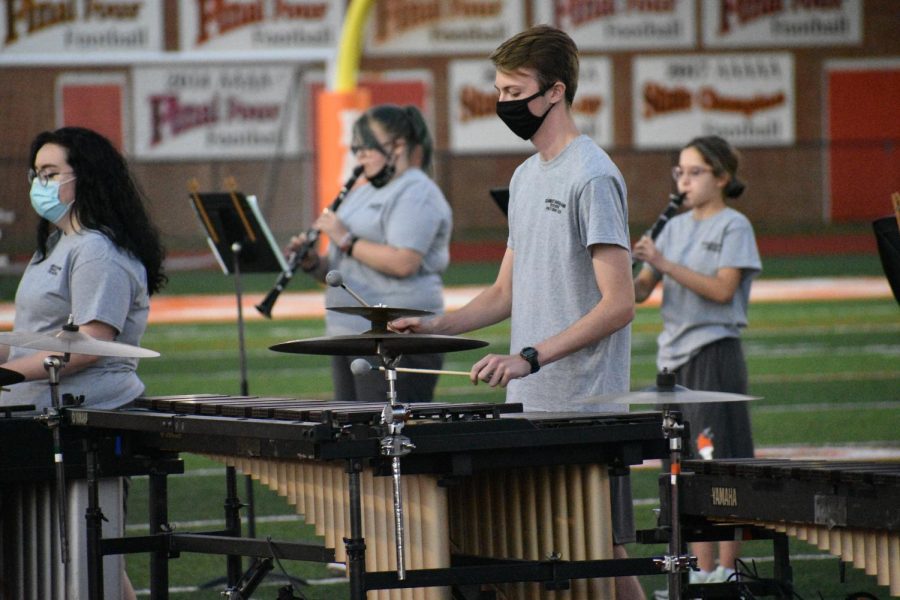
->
[649,207,761,371]
[2,230,150,411]
[324,168,452,335]
[506,135,632,412]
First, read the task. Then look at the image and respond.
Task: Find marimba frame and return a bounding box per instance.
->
[68,400,673,600]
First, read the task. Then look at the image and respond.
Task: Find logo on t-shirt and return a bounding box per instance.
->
[702,241,722,253]
[48,264,61,276]
[544,198,566,214]
[697,427,715,460]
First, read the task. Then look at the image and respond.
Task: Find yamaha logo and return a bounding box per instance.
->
[711,486,738,507]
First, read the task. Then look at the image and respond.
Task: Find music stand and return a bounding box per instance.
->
[188,184,287,585]
[190,189,289,279]
[489,187,509,217]
[873,214,900,306]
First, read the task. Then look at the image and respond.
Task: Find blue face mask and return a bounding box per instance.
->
[30,178,74,223]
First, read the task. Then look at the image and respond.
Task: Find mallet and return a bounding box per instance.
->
[350,358,472,379]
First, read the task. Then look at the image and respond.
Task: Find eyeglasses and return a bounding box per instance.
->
[28,168,76,188]
[671,166,713,181]
[350,138,397,156]
[350,144,378,155]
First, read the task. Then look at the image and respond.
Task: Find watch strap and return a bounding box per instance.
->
[519,346,540,374]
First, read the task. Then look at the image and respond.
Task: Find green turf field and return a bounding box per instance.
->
[118,252,899,598]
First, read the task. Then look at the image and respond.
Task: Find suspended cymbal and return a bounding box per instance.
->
[327,306,434,332]
[328,306,433,320]
[590,385,761,405]
[270,333,488,356]
[0,330,160,359]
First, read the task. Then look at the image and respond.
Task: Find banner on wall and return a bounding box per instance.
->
[703,0,862,47]
[633,53,794,149]
[178,0,343,52]
[364,0,525,56]
[533,0,696,50]
[449,57,613,154]
[0,0,163,61]
[132,64,302,160]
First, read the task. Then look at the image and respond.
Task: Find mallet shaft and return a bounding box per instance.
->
[376,365,471,377]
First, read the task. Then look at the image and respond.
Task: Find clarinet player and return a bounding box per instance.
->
[632,135,761,594]
[290,104,452,403]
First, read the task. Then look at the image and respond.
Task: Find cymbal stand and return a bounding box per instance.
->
[40,350,71,565]
[332,270,416,579]
[227,242,252,587]
[376,345,415,580]
[658,406,696,600]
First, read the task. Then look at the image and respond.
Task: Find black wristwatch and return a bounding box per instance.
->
[519,346,540,374]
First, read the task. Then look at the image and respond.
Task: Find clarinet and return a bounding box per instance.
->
[633,191,686,270]
[256,165,364,318]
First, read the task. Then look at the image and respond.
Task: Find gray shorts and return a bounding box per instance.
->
[611,473,636,545]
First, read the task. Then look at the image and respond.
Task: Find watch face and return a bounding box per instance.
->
[520,347,539,373]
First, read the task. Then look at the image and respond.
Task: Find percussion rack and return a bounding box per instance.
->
[65,397,674,600]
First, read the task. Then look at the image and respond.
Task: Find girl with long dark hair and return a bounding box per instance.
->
[1,126,166,410]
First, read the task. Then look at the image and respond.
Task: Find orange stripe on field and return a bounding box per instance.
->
[0,278,892,328]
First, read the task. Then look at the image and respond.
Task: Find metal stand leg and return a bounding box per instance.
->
[667,417,685,600]
[193,242,255,591]
[660,407,696,600]
[772,532,793,594]
[225,465,244,586]
[230,241,257,541]
[244,475,256,539]
[85,445,105,600]
[42,355,70,565]
[345,460,367,600]
[148,471,170,600]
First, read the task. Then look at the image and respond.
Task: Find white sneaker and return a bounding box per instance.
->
[704,565,735,583]
[690,569,711,584]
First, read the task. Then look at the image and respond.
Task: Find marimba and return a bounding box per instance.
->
[0,415,182,600]
[664,458,900,598]
[67,395,671,600]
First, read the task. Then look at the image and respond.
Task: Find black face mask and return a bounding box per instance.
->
[496,88,555,140]
[367,163,395,188]
[358,138,397,189]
